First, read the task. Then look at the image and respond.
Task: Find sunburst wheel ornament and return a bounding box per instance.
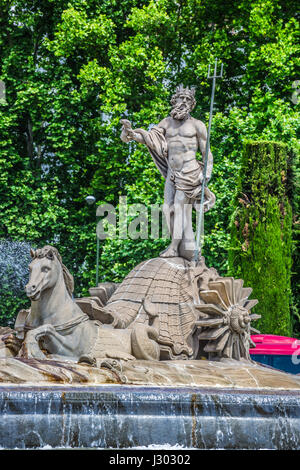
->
[195,277,261,360]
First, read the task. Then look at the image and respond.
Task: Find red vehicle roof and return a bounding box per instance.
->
[250,334,300,355]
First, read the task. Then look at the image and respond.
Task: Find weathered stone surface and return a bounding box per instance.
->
[0,357,300,390]
[3,246,161,363]
[3,248,260,365]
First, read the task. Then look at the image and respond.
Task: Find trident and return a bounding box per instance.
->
[193,59,223,264]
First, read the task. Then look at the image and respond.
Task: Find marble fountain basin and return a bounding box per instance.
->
[0,357,300,450]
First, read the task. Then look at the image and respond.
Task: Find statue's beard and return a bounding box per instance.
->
[170,103,191,120]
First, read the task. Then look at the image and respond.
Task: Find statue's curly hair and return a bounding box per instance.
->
[170,85,196,110]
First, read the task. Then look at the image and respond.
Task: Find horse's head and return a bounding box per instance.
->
[25,246,74,301]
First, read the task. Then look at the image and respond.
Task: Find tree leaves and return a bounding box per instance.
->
[0,0,298,329]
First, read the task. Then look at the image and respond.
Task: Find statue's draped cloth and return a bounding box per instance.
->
[134,126,215,212]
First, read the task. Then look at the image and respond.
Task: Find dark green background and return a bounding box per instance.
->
[0,0,298,333]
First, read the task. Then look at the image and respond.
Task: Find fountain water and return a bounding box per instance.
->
[0,240,31,295]
[0,385,299,449]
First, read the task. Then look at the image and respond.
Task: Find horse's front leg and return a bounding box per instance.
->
[19,325,72,359]
[19,325,51,359]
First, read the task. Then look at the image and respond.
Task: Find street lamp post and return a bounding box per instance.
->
[85,195,99,286]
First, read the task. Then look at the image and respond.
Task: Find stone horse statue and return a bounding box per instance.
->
[15,246,160,364]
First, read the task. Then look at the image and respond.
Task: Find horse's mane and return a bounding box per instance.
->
[31,245,74,297]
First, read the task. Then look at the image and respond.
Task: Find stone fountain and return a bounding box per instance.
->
[0,86,299,450]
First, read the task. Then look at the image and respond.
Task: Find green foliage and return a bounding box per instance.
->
[287,149,300,336]
[0,0,298,330]
[229,142,293,336]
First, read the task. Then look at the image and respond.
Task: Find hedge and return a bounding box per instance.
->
[228,141,293,336]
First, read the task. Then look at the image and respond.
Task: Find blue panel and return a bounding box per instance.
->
[251,354,300,375]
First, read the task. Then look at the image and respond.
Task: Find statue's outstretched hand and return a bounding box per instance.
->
[120,119,135,142]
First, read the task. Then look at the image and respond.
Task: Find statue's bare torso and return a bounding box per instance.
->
[157,116,211,176]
